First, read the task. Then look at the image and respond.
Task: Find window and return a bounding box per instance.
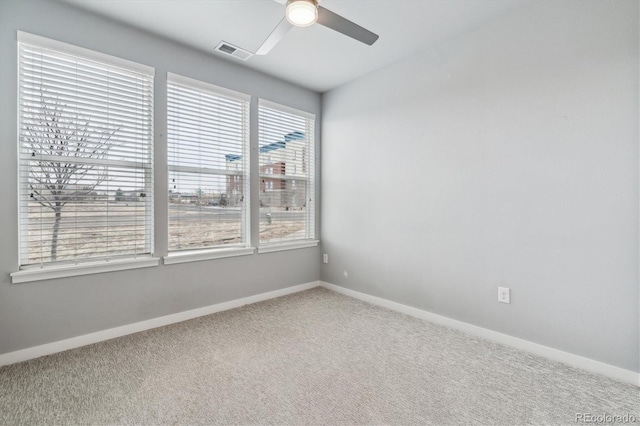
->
[167,74,250,252]
[17,32,154,268]
[258,99,315,245]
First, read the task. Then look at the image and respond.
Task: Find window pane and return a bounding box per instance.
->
[23,171,150,264]
[169,171,244,251]
[260,180,308,243]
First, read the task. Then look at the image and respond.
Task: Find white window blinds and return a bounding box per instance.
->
[258,99,315,244]
[18,32,154,267]
[167,74,250,252]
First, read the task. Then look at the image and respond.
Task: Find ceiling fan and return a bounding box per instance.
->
[255,0,379,55]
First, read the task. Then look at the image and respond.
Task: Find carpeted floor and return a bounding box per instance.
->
[0,287,638,425]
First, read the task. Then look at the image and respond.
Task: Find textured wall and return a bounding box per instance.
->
[321,0,639,372]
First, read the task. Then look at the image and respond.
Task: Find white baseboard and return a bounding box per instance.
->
[320,281,640,387]
[3,280,637,387]
[0,281,320,367]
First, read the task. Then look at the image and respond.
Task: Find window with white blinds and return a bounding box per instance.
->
[18,32,154,268]
[258,99,315,245]
[167,74,250,252]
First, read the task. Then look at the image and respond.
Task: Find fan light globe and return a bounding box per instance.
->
[286,0,318,27]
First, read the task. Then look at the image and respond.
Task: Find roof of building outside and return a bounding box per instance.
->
[225,131,305,162]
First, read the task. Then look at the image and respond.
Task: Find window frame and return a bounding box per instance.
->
[257,99,318,252]
[164,73,253,263]
[12,32,158,283]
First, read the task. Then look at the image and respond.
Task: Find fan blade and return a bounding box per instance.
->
[255,17,294,55]
[272,0,287,4]
[317,6,379,46]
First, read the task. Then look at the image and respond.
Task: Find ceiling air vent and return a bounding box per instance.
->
[214,42,253,61]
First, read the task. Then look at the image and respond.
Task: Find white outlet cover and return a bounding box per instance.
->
[323,254,328,264]
[498,287,511,303]
[498,287,510,303]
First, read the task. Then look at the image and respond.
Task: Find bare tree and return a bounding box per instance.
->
[23,94,117,261]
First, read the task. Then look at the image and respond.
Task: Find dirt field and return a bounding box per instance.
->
[25,202,305,264]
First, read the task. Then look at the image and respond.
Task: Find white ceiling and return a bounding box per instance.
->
[59,0,530,93]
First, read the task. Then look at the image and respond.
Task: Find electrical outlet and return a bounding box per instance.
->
[498,287,510,304]
[323,253,328,264]
[343,270,349,278]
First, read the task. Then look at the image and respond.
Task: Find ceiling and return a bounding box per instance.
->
[59,0,530,93]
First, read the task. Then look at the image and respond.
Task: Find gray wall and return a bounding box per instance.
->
[0,0,321,354]
[321,0,639,372]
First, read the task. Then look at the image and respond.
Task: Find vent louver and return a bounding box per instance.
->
[214,42,253,61]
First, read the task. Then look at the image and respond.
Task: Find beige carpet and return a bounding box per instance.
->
[0,287,638,425]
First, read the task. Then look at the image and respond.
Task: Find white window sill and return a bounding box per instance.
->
[11,257,160,284]
[257,240,319,254]
[163,247,255,265]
